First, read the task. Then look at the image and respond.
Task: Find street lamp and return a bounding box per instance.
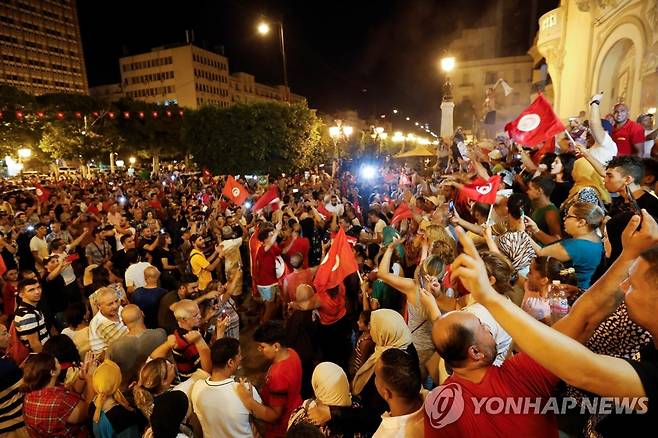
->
[129,156,137,165]
[17,148,32,159]
[329,122,353,158]
[257,17,289,100]
[440,56,456,138]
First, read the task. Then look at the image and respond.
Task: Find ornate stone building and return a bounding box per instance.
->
[532,0,658,118]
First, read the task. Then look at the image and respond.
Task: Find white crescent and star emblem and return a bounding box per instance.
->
[231,187,240,197]
[476,184,492,195]
[517,113,541,132]
[320,252,341,272]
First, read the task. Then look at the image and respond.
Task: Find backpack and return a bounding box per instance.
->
[7,322,29,366]
[185,252,204,277]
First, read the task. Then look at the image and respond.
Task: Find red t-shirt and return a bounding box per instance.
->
[262,348,303,438]
[255,244,282,286]
[424,353,560,438]
[2,283,17,316]
[283,237,310,269]
[317,284,347,325]
[612,120,645,155]
[282,269,315,303]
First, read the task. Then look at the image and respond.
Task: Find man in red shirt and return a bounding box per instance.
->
[282,253,315,306]
[611,103,645,156]
[281,220,309,269]
[236,321,303,438]
[255,223,282,324]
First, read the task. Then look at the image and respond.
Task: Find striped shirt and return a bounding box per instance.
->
[0,358,24,434]
[172,329,201,380]
[88,308,128,353]
[14,302,49,350]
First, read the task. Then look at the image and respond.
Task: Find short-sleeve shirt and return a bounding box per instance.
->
[130,286,167,329]
[191,378,262,438]
[85,240,112,265]
[23,386,87,437]
[14,302,49,350]
[612,119,645,156]
[261,348,303,438]
[282,269,315,303]
[283,237,310,269]
[189,249,211,291]
[0,358,24,434]
[558,238,604,289]
[89,309,128,353]
[424,353,560,437]
[29,236,48,260]
[588,132,618,165]
[254,244,282,287]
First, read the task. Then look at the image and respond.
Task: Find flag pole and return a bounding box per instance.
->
[485,202,495,226]
[563,129,577,149]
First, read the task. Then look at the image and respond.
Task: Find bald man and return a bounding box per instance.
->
[131,266,167,329]
[107,304,167,388]
[423,311,560,437]
[611,102,645,156]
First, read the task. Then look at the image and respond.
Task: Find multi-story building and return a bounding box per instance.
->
[0,0,88,95]
[448,26,534,135]
[534,0,658,119]
[119,43,231,109]
[228,72,305,105]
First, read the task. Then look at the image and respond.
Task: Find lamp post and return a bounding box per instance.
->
[257,17,289,101]
[329,120,353,158]
[440,56,456,139]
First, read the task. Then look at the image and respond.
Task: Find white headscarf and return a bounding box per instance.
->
[311,362,351,407]
[351,309,412,395]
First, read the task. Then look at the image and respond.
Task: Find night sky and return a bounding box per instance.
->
[78,0,557,129]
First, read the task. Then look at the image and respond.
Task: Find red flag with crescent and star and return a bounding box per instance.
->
[35,183,50,203]
[505,93,565,147]
[313,228,358,293]
[457,175,501,205]
[222,176,249,206]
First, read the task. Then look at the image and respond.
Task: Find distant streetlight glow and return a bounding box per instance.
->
[343,126,354,137]
[406,117,410,121]
[393,109,398,114]
[17,148,32,159]
[257,21,270,35]
[375,127,384,134]
[329,126,340,138]
[380,114,386,118]
[414,122,419,126]
[129,156,137,165]
[441,56,456,72]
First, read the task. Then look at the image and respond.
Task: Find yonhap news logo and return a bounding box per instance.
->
[425,383,648,430]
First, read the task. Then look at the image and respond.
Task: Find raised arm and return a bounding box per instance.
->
[451,217,657,399]
[376,239,416,297]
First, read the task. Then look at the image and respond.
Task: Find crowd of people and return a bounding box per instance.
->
[0,94,657,438]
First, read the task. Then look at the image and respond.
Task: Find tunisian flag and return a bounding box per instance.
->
[505,94,565,147]
[313,228,358,292]
[252,185,280,212]
[458,175,501,204]
[316,204,332,221]
[222,176,249,206]
[391,203,414,225]
[35,183,50,202]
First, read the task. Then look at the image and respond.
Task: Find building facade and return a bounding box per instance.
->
[119,44,231,109]
[88,83,123,104]
[0,0,88,95]
[449,26,534,135]
[535,0,658,118]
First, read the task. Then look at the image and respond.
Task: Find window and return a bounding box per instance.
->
[485,71,496,85]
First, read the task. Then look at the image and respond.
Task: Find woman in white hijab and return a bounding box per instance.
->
[306,309,419,436]
[287,362,354,436]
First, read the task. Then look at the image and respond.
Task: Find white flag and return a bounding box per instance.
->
[499,79,513,96]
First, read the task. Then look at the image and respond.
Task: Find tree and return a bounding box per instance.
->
[182,101,330,174]
[0,85,40,156]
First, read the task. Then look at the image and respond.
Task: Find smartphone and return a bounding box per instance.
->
[292,188,299,193]
[626,185,643,224]
[520,207,526,224]
[160,228,166,234]
[202,205,208,212]
[448,200,454,213]
[66,254,80,262]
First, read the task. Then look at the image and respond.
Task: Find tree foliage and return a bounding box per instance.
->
[182,101,330,174]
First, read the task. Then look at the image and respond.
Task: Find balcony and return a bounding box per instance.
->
[537,8,563,48]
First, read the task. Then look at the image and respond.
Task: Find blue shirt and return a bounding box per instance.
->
[559,238,604,289]
[130,287,167,329]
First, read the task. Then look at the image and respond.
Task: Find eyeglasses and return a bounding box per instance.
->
[565,215,580,221]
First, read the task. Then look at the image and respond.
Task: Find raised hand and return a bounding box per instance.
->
[621,210,658,259]
[450,227,498,304]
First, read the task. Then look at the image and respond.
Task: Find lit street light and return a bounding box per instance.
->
[129,156,137,165]
[257,17,289,100]
[18,148,32,159]
[329,121,353,158]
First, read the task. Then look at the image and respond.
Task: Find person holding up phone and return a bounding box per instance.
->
[48,228,90,304]
[602,156,658,263]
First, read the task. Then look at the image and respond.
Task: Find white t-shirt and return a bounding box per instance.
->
[464,302,512,366]
[643,129,654,158]
[125,262,153,289]
[61,326,91,357]
[29,235,49,259]
[374,219,386,236]
[588,132,618,165]
[191,377,262,438]
[373,392,426,438]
